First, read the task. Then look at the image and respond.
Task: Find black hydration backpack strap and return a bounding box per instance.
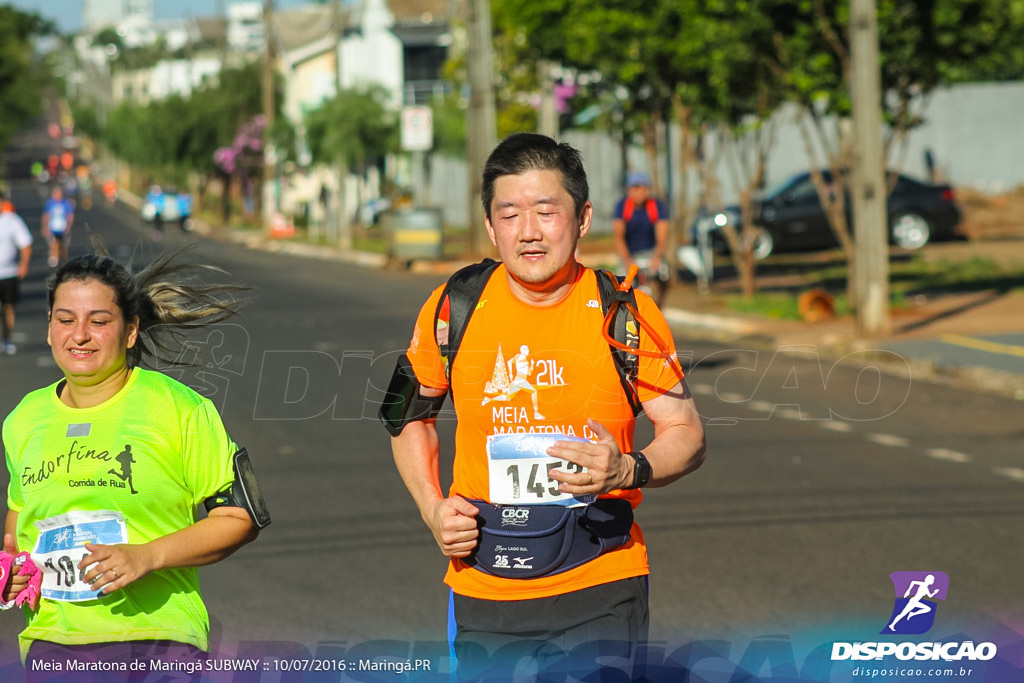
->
[435,261,642,416]
[594,269,643,417]
[435,258,501,381]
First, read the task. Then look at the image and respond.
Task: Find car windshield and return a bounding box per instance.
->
[762,174,807,200]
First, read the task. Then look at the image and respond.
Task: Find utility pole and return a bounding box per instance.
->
[465,0,497,257]
[331,0,351,249]
[262,0,277,232]
[850,0,890,337]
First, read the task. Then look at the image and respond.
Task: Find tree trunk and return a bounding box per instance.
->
[220,173,232,224]
[672,94,698,246]
[642,116,661,196]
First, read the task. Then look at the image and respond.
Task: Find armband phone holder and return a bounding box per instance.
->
[378,353,448,436]
[204,447,271,529]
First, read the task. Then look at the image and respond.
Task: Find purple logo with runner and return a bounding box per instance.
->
[881,571,949,635]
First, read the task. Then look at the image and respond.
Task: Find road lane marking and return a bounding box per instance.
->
[993,467,1024,482]
[749,400,774,412]
[866,433,911,447]
[925,448,972,463]
[940,334,1024,358]
[692,384,714,395]
[821,421,853,433]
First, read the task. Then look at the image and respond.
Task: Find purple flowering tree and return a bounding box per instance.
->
[213,115,266,221]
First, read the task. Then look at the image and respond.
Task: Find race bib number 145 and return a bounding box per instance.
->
[486,433,596,507]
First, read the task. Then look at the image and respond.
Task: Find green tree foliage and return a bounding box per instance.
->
[101,62,265,182]
[304,85,398,172]
[429,91,468,156]
[494,0,1024,298]
[0,7,55,153]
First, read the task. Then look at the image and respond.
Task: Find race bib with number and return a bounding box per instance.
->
[32,510,128,602]
[49,206,68,233]
[486,433,597,507]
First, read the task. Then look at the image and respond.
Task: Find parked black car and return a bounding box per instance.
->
[702,170,962,260]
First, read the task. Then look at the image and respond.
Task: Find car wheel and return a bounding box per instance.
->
[891,212,931,250]
[750,228,774,260]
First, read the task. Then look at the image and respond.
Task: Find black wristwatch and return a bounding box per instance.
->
[624,451,652,489]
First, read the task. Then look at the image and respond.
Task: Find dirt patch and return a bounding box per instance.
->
[956,186,1024,241]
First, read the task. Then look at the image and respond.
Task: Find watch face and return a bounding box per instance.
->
[638,459,651,487]
[631,451,651,488]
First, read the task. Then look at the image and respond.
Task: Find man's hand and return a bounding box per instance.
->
[426,496,480,558]
[546,419,633,495]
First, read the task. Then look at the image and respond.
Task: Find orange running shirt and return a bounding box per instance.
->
[405,264,684,600]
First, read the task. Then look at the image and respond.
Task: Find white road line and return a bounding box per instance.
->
[866,433,911,447]
[925,448,972,464]
[749,400,774,412]
[719,392,747,403]
[821,421,853,433]
[775,408,805,420]
[692,384,715,395]
[993,467,1024,482]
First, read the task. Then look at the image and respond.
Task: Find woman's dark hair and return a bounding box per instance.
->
[481,133,589,221]
[47,244,247,368]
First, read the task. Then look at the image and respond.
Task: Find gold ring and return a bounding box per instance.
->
[111,569,118,579]
[587,473,594,486]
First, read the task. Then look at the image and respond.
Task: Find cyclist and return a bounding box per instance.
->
[612,171,671,307]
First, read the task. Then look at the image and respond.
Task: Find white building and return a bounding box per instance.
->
[227,2,265,54]
[111,59,222,105]
[83,0,152,32]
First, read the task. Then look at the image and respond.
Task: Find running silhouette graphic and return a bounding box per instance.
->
[888,574,939,631]
[108,444,139,494]
[481,344,545,419]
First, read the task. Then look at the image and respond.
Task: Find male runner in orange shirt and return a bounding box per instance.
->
[387,133,706,679]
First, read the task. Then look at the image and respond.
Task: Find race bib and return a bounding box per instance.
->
[49,206,67,233]
[486,433,596,507]
[32,510,127,602]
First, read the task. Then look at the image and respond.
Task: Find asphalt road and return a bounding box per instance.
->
[1,121,1023,681]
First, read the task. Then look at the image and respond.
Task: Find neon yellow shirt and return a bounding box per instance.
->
[3,367,236,660]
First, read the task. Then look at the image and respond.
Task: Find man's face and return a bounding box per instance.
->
[627,183,650,203]
[485,169,592,291]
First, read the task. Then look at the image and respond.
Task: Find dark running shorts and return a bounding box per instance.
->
[0,277,19,306]
[450,575,650,680]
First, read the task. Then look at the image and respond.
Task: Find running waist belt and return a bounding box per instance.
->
[464,499,633,579]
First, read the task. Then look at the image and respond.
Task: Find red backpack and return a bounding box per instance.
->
[622,197,659,223]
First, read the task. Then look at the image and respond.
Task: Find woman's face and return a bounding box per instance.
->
[47,278,138,388]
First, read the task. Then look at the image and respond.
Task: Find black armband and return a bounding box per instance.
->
[204,447,271,529]
[378,353,448,436]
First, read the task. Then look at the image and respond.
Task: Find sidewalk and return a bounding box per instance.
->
[655,258,1024,401]
[187,212,1024,400]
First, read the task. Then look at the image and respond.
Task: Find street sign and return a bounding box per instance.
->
[401,106,433,152]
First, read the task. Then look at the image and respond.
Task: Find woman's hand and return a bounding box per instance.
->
[78,543,157,594]
[2,534,29,603]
